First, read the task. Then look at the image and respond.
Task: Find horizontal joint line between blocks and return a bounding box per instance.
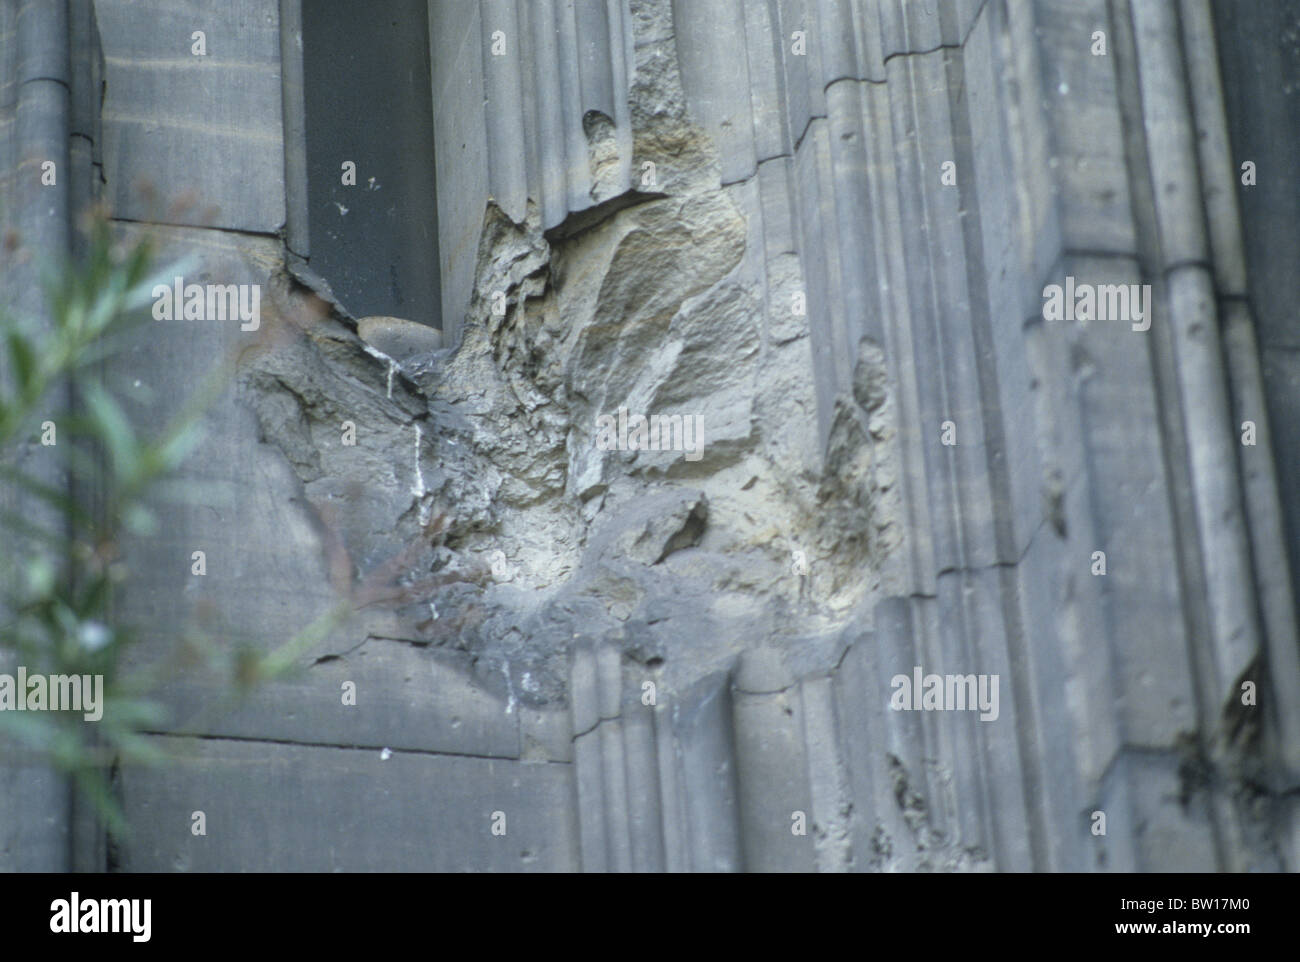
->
[109,214,283,241]
[138,730,569,765]
[571,714,624,740]
[1162,257,1216,278]
[19,75,71,90]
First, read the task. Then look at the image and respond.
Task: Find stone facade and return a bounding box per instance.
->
[2,0,1299,871]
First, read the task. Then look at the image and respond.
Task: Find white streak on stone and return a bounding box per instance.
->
[362,343,399,399]
[413,424,434,527]
[412,423,435,527]
[412,423,425,498]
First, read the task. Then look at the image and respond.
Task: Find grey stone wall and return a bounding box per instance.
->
[0,0,104,872]
[2,0,1298,871]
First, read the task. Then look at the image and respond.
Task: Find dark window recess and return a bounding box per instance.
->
[301,0,440,329]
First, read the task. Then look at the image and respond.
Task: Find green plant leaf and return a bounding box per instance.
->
[0,465,94,526]
[5,327,38,396]
[80,381,141,485]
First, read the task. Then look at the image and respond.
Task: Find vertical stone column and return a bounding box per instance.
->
[0,0,75,873]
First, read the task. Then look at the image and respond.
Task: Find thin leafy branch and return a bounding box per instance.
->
[0,209,363,838]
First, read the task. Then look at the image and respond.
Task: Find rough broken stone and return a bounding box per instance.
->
[3,0,1299,874]
[356,316,444,363]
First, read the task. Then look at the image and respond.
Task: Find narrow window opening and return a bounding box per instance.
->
[297,0,441,330]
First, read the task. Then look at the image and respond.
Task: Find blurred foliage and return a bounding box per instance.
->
[0,209,348,840]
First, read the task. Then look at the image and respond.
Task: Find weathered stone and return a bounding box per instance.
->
[356,316,444,363]
[5,0,1299,874]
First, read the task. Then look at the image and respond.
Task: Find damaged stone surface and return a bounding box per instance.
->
[244,0,905,713]
[10,0,1296,873]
